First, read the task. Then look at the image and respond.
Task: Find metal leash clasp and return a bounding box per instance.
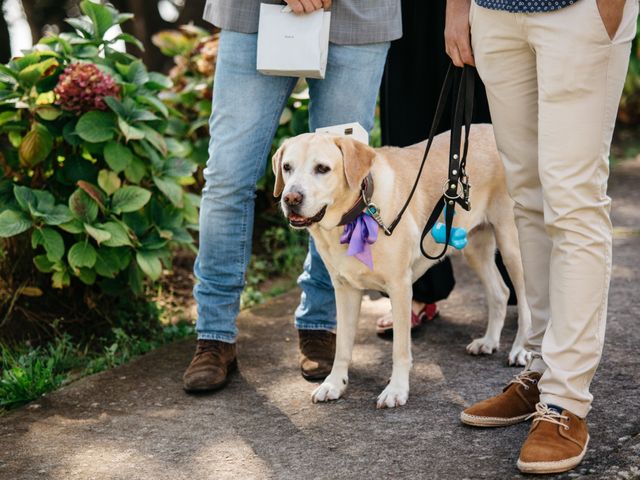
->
[362,188,391,235]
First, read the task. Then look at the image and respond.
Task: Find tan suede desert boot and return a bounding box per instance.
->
[460,370,541,427]
[183,340,237,392]
[517,403,589,474]
[298,329,335,381]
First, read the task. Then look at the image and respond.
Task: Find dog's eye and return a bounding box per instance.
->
[315,164,331,174]
[282,163,292,172]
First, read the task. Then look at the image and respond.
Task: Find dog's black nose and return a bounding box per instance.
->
[284,191,303,206]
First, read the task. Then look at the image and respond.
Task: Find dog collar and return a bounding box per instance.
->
[337,173,391,235]
[337,173,374,227]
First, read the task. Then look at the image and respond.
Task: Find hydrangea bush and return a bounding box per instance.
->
[0,1,199,295]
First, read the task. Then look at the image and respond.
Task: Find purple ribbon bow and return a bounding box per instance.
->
[340,212,379,270]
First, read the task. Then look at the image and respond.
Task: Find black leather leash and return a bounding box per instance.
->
[336,64,475,261]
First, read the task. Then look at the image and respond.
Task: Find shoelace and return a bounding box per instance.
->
[526,403,570,430]
[508,371,538,390]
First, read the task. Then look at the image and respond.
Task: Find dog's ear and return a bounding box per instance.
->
[334,137,376,191]
[272,141,288,197]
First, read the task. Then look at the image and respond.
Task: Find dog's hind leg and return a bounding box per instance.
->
[311,281,362,404]
[463,225,510,358]
[377,278,413,408]
[493,218,532,367]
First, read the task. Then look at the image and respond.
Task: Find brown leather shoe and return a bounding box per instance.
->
[298,329,335,382]
[517,404,589,474]
[460,370,541,427]
[183,340,237,393]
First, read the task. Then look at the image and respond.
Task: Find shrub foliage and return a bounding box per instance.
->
[0,1,199,296]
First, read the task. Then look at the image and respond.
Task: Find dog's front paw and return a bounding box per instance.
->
[508,345,531,367]
[376,384,409,409]
[311,377,347,404]
[466,336,499,356]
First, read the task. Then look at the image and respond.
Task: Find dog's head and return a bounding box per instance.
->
[272,133,377,229]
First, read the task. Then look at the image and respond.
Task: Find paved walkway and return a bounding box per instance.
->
[1,158,639,480]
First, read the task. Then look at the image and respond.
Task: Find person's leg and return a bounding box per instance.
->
[294,41,391,332]
[470,3,548,372]
[194,30,296,343]
[527,0,637,418]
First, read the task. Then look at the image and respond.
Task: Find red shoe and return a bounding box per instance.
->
[376,303,439,336]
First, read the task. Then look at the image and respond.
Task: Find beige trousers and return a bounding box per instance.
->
[470,0,638,417]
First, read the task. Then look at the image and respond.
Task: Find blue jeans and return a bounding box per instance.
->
[194,30,389,343]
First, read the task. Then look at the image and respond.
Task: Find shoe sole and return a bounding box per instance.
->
[183,358,238,393]
[301,369,330,382]
[517,435,589,474]
[460,411,531,427]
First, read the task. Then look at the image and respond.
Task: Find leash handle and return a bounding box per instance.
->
[382,63,476,261]
[420,66,475,260]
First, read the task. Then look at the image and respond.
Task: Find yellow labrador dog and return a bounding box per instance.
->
[273,124,531,408]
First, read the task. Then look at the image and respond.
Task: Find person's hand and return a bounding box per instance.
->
[286,0,331,14]
[596,0,626,40]
[445,0,475,67]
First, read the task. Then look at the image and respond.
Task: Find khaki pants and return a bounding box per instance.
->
[470,0,638,417]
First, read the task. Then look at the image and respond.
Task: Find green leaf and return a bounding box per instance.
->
[136,250,162,281]
[68,241,97,269]
[65,17,94,38]
[41,205,74,226]
[111,186,151,214]
[103,141,132,173]
[100,221,132,247]
[33,255,55,273]
[140,124,167,156]
[52,269,71,289]
[145,72,172,90]
[18,58,59,88]
[125,60,149,85]
[13,185,37,212]
[153,176,183,208]
[98,169,121,196]
[136,95,168,118]
[77,267,96,285]
[76,111,116,143]
[80,0,114,39]
[113,33,144,51]
[164,157,196,178]
[31,227,65,261]
[94,248,122,278]
[128,262,144,295]
[84,223,112,245]
[58,218,84,234]
[124,155,146,184]
[19,124,53,168]
[0,210,31,237]
[117,117,145,142]
[69,189,99,223]
[35,106,62,121]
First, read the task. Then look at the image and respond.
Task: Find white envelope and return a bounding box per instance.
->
[257,3,331,79]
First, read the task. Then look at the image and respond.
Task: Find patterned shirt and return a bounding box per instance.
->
[474,0,579,13]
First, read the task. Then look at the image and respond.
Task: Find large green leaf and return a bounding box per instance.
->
[31,227,64,262]
[69,188,99,223]
[98,169,121,196]
[117,117,145,142]
[41,205,75,226]
[111,186,151,213]
[18,58,59,88]
[33,255,55,273]
[136,250,162,281]
[153,176,183,208]
[94,248,122,278]
[100,221,132,247]
[124,156,146,184]
[68,241,97,269]
[84,223,112,245]
[76,111,116,143]
[103,141,132,173]
[80,0,114,39]
[19,124,53,168]
[0,210,31,237]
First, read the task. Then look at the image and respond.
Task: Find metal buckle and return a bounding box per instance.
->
[366,202,392,236]
[443,179,461,200]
